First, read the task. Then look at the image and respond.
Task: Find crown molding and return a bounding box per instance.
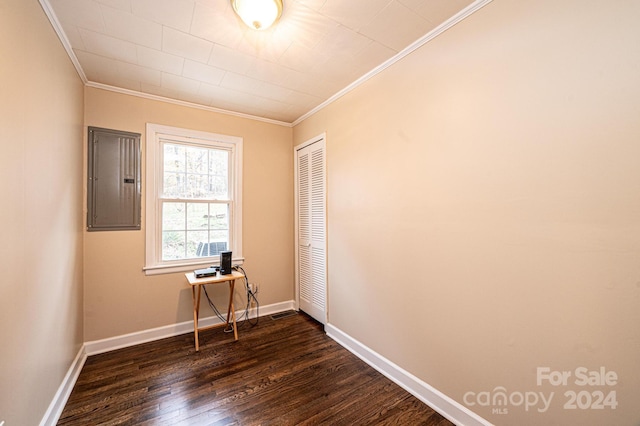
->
[39,0,491,128]
[86,82,292,127]
[291,0,493,127]
[38,0,88,84]
[38,0,291,127]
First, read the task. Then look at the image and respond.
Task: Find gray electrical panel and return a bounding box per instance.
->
[87,127,141,231]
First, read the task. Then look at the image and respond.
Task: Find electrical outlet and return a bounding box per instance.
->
[252,283,259,293]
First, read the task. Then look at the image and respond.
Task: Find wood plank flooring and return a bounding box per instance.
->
[58,312,453,425]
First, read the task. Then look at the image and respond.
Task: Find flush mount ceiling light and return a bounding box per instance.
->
[231,0,283,30]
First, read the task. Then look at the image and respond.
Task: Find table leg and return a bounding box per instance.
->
[227,280,238,341]
[192,284,202,351]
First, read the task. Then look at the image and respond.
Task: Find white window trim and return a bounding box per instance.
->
[144,123,243,275]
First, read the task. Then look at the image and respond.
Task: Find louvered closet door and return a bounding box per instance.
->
[296,137,326,324]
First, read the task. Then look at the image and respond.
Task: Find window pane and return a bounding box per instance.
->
[187,231,208,258]
[164,144,185,172]
[162,202,230,260]
[162,231,185,260]
[162,142,228,200]
[186,203,209,230]
[162,203,185,231]
[186,146,208,174]
[163,172,185,198]
[210,230,229,244]
[208,204,229,255]
[209,150,229,199]
[209,175,228,199]
[209,203,229,230]
[186,173,210,199]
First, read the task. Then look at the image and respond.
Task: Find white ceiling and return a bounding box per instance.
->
[43,0,476,124]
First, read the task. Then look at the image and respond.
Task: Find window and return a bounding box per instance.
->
[145,124,242,275]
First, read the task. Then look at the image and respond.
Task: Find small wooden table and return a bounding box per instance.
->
[185,270,244,351]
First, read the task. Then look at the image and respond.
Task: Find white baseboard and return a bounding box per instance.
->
[42,301,295,425]
[85,300,295,355]
[46,304,476,426]
[326,324,492,426]
[39,345,87,426]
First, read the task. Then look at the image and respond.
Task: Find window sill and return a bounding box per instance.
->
[143,257,245,276]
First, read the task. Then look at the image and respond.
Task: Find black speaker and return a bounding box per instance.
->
[220,251,232,275]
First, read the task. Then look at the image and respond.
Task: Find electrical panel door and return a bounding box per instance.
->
[87,127,141,231]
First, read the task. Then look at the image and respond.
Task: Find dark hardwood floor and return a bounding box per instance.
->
[58,312,453,425]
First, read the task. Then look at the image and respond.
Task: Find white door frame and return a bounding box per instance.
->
[294,133,327,324]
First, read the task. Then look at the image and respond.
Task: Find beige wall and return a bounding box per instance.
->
[83,87,294,341]
[0,1,84,425]
[294,0,640,425]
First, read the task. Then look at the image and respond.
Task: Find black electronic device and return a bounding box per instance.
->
[220,250,232,275]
